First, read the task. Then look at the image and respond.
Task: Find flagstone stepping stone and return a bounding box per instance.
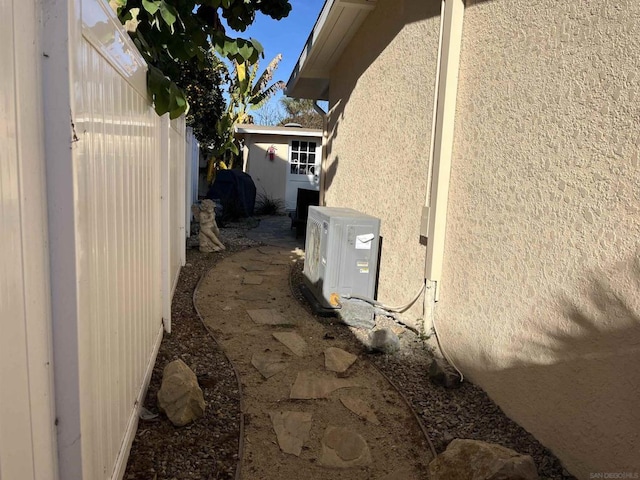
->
[319,426,372,468]
[269,411,313,456]
[247,309,292,326]
[324,347,357,373]
[242,274,264,285]
[273,332,308,357]
[242,263,267,272]
[340,397,380,425]
[251,351,290,379]
[290,371,359,399]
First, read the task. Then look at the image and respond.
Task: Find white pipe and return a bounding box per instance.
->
[314,100,329,206]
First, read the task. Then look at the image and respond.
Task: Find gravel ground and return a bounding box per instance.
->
[125,218,576,479]
[124,222,259,480]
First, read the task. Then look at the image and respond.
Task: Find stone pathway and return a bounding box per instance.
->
[195,246,433,480]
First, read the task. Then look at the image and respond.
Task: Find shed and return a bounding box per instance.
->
[234,124,323,211]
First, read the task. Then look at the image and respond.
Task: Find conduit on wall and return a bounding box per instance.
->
[423,0,465,304]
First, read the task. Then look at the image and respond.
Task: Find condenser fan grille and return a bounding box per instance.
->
[306,219,321,282]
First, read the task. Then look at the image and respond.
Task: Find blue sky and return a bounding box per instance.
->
[230,0,326,122]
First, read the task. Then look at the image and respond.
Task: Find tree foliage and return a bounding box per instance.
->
[279,97,323,129]
[164,50,225,150]
[226,54,286,125]
[211,54,286,170]
[110,0,292,119]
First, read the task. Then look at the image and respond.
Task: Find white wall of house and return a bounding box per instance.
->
[0,0,187,478]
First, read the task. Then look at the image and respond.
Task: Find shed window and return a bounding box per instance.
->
[290,140,317,175]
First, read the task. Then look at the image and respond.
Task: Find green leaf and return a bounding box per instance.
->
[159,1,178,29]
[147,65,170,91]
[154,88,171,116]
[141,0,159,15]
[238,43,253,62]
[249,38,263,55]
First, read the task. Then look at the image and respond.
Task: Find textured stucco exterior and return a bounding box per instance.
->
[436,0,640,477]
[325,0,441,324]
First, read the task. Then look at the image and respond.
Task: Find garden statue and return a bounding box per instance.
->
[196,200,225,252]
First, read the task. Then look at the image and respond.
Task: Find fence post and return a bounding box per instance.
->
[185,127,193,238]
[160,114,171,333]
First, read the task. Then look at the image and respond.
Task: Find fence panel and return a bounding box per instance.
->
[0,0,57,478]
[185,127,200,237]
[160,115,186,333]
[75,3,165,477]
[45,0,186,477]
[170,116,187,290]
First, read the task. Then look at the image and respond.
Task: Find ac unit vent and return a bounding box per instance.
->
[303,206,380,309]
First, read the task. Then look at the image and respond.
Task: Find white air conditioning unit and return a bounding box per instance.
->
[303,206,381,309]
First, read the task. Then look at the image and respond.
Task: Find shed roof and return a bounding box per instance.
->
[285,0,377,101]
[234,124,322,138]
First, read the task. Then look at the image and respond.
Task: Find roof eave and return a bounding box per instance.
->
[286,0,377,101]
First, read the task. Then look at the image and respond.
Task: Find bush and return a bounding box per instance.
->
[255,194,284,216]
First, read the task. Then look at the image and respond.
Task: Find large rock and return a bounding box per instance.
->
[157,359,206,427]
[368,328,400,353]
[337,299,376,329]
[429,439,539,480]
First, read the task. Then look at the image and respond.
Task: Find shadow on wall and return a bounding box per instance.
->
[471,254,640,476]
[324,0,443,194]
[323,0,496,190]
[323,155,339,191]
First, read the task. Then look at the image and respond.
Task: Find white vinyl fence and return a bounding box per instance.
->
[162,115,187,332]
[0,0,58,479]
[1,0,188,478]
[185,127,201,237]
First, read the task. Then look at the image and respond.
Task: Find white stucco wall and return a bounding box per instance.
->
[326,0,442,326]
[437,0,640,476]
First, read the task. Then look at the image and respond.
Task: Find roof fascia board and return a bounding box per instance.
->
[234,126,322,137]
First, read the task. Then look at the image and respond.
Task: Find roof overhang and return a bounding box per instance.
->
[234,124,323,138]
[286,0,377,101]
